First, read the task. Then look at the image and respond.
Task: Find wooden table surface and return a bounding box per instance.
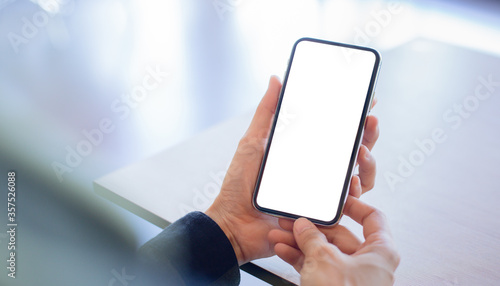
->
[95,38,500,285]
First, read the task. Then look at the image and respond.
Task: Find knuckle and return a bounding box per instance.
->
[359,155,375,173]
[314,244,333,260]
[303,256,317,269]
[236,136,264,159]
[238,136,263,152]
[302,228,322,242]
[367,180,376,191]
[361,178,375,192]
[301,256,319,277]
[372,208,386,221]
[387,246,401,268]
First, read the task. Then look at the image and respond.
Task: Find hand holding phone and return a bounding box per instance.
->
[206,73,379,264]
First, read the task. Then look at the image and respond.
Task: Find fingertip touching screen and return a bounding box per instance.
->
[254,38,380,225]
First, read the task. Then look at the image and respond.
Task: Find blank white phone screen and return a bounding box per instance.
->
[256,40,377,222]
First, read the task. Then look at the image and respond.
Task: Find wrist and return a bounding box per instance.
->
[205,207,244,265]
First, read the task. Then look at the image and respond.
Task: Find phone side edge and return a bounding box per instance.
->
[324,47,382,226]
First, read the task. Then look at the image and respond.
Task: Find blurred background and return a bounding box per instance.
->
[0,0,499,285]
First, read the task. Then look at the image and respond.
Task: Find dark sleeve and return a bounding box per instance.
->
[136,211,240,286]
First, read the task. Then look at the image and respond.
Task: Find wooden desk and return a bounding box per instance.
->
[94,38,500,285]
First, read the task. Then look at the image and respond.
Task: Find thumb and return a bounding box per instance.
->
[245,75,282,139]
[294,218,328,256]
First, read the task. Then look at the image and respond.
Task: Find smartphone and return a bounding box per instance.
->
[252,38,381,226]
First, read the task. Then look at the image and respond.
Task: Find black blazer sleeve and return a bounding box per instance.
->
[136,211,240,285]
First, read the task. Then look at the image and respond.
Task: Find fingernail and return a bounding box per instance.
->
[295,218,314,234]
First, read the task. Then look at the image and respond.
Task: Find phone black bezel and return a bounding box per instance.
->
[252,37,381,226]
